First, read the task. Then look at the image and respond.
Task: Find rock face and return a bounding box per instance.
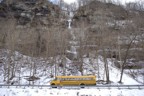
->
[0,0,64,26]
[72,1,129,48]
[72,0,144,62]
[0,0,68,56]
[72,1,141,45]
[73,1,129,27]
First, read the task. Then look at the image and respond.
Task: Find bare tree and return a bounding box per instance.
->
[119,34,137,83]
[126,1,144,11]
[4,19,18,84]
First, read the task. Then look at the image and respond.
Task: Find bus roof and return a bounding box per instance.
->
[56,75,96,78]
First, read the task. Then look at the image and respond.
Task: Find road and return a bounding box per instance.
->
[0,84,144,89]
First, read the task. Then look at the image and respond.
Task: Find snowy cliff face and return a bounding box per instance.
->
[73,0,130,27]
[72,0,144,61]
[0,0,68,56]
[0,0,64,26]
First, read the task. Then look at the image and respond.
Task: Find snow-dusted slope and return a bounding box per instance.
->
[0,49,143,96]
[0,49,142,85]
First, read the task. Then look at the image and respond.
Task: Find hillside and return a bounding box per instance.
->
[72,0,144,68]
[0,0,68,56]
[0,0,144,87]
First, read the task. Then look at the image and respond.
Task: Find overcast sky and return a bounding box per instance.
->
[63,0,77,4]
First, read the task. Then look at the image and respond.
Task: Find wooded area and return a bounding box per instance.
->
[0,0,144,84]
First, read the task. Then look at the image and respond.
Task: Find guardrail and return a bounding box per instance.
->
[0,84,144,89]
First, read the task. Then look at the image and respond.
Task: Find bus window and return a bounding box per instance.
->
[53,78,57,81]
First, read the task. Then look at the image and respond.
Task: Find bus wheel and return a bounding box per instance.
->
[51,83,57,88]
[80,83,85,88]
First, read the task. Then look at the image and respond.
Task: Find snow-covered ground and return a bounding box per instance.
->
[0,49,144,96]
[0,87,144,96]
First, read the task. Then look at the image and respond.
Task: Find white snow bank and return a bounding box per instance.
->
[0,87,144,96]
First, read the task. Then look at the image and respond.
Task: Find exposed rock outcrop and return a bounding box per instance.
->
[72,0,144,62]
[0,0,64,26]
[73,1,130,27]
[0,0,68,56]
[72,1,144,45]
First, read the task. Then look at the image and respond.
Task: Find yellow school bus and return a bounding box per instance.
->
[50,75,96,86]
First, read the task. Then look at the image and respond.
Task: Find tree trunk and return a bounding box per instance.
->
[103,49,110,83]
[119,35,137,83]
